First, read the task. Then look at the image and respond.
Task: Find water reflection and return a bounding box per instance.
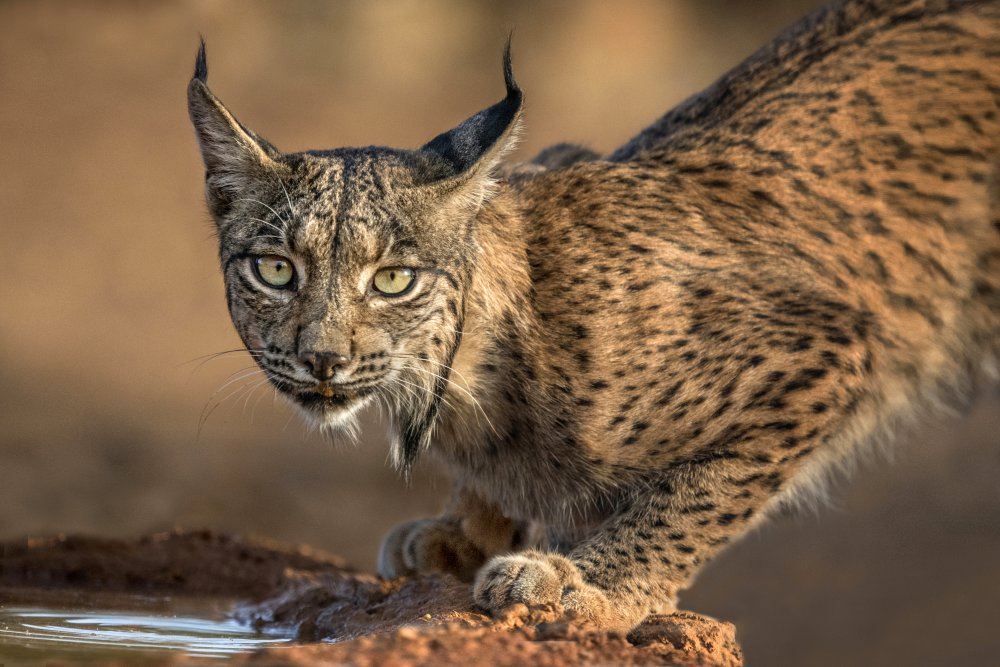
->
[0,606,292,662]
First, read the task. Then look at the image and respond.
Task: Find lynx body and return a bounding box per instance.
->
[189,0,1000,630]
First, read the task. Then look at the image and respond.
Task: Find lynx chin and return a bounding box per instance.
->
[189,0,999,631]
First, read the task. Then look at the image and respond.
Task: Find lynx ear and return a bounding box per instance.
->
[420,39,523,208]
[187,40,281,219]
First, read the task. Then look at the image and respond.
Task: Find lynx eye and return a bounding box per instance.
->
[253,254,295,288]
[372,267,415,296]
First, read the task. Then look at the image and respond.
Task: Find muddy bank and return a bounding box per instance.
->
[0,530,741,666]
[0,530,349,599]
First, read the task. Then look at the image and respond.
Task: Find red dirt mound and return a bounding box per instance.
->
[0,530,742,666]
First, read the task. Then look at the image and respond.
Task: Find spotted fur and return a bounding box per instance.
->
[189,0,1000,631]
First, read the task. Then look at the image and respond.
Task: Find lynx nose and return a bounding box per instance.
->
[299,350,351,381]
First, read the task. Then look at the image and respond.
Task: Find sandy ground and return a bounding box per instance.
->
[0,530,742,666]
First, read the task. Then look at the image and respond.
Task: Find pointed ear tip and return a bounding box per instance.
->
[193,37,208,83]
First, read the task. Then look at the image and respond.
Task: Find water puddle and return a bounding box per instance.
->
[0,602,293,664]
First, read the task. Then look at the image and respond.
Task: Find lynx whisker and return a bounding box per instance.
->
[247,216,288,239]
[197,367,266,438]
[393,375,458,415]
[241,376,273,414]
[182,348,265,375]
[387,354,478,391]
[396,362,496,436]
[277,178,298,219]
[236,198,290,227]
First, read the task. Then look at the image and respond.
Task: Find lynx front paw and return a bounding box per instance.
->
[377,517,486,582]
[473,551,618,628]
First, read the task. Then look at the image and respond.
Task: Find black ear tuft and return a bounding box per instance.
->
[194,37,208,83]
[421,39,523,177]
[503,33,519,99]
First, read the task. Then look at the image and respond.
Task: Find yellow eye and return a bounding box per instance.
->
[254,255,295,288]
[373,267,415,296]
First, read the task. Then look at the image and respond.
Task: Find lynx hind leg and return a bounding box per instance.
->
[378,488,536,582]
[378,516,486,582]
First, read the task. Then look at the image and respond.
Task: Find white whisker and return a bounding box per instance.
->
[277,178,298,219]
[247,216,287,239]
[197,367,266,438]
[391,356,497,436]
[236,197,290,226]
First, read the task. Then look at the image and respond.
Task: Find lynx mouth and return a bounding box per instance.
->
[292,381,380,413]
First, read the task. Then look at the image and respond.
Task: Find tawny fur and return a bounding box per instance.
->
[189,0,1000,631]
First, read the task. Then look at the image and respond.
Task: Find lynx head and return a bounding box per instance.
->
[187,40,522,472]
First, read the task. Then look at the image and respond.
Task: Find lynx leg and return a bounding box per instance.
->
[378,487,536,582]
[474,440,841,629]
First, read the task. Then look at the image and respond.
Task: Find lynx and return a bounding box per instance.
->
[188,0,999,631]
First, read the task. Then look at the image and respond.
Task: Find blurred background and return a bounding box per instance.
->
[0,1,997,665]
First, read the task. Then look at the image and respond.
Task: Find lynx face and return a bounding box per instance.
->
[212,149,466,429]
[188,42,522,458]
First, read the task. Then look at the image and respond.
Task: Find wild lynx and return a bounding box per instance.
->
[189,0,999,630]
